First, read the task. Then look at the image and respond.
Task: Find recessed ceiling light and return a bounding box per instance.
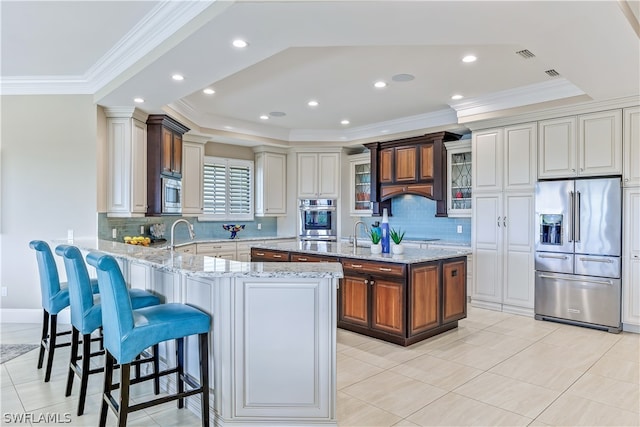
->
[451,94,464,100]
[462,55,477,63]
[203,88,215,95]
[341,119,350,125]
[307,100,319,107]
[232,39,248,48]
[259,115,269,120]
[374,81,387,88]
[133,97,144,103]
[392,73,415,82]
[172,74,184,81]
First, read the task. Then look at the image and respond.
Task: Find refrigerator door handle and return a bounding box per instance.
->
[575,191,581,242]
[537,273,613,286]
[568,191,574,242]
[578,257,614,263]
[497,216,501,227]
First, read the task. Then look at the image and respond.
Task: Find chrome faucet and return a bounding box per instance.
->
[170,219,195,250]
[352,221,369,254]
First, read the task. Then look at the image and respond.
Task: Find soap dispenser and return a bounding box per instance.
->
[381,208,390,253]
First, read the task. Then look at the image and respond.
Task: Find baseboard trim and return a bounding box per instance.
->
[0,308,70,324]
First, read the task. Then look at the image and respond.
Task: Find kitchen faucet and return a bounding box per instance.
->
[170,219,196,250]
[352,221,370,254]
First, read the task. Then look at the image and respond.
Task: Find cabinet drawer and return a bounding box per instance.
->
[250,248,290,261]
[237,240,264,251]
[291,253,338,263]
[341,260,405,277]
[175,244,196,254]
[197,242,236,254]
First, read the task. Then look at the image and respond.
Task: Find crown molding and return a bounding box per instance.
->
[0,76,93,95]
[450,78,585,119]
[103,106,148,122]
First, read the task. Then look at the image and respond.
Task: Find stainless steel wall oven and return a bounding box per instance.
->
[299,199,337,241]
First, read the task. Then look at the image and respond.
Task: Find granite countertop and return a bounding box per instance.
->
[253,241,471,264]
[62,238,342,279]
[168,235,297,248]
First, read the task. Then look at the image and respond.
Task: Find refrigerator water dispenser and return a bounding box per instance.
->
[540,214,563,245]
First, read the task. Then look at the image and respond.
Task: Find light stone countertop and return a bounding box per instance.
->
[253,241,471,264]
[60,238,343,279]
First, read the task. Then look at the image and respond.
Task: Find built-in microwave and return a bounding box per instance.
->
[161,177,182,214]
[299,199,337,241]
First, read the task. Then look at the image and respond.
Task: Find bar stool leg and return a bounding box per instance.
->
[77,333,92,416]
[199,333,210,427]
[65,328,80,396]
[44,314,58,382]
[153,344,160,395]
[99,352,113,427]
[118,363,131,427]
[37,309,49,369]
[176,338,184,409]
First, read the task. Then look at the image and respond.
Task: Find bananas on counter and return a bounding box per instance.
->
[123,236,151,246]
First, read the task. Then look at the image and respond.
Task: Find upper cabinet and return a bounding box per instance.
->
[104,107,148,218]
[349,153,372,216]
[623,106,640,187]
[538,110,622,179]
[255,149,287,216]
[473,122,537,193]
[297,151,340,199]
[444,140,472,217]
[365,131,460,216]
[146,114,190,216]
[181,135,207,216]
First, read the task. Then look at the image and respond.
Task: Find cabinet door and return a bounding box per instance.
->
[317,152,340,198]
[379,149,393,183]
[472,193,503,304]
[502,193,535,310]
[297,153,318,198]
[419,144,434,180]
[161,127,173,175]
[395,146,417,182]
[181,142,204,215]
[623,188,640,326]
[623,106,640,187]
[131,118,148,214]
[579,109,622,176]
[409,264,439,335]
[256,152,286,216]
[504,123,536,190]
[371,277,404,335]
[340,275,370,327]
[442,260,466,323]
[473,129,503,192]
[538,116,577,179]
[172,133,182,176]
[445,141,472,217]
[350,155,372,216]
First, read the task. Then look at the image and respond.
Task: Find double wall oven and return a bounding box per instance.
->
[299,199,337,241]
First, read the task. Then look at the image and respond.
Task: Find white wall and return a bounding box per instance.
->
[0,95,98,319]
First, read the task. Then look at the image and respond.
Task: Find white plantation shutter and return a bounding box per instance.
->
[202,156,253,220]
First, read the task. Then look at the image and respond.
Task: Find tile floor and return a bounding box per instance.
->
[1,306,639,426]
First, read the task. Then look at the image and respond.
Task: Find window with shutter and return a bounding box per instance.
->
[202,156,254,220]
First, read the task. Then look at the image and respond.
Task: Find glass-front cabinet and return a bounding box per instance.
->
[349,153,372,216]
[445,140,472,217]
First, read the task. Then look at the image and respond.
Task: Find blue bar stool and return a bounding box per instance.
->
[86,251,211,427]
[29,240,99,382]
[55,244,162,416]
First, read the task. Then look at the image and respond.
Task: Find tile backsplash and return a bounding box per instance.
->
[98,214,278,243]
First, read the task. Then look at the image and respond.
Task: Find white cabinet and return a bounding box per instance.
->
[105,108,148,217]
[538,110,622,179]
[237,240,263,262]
[297,152,340,199]
[444,140,472,217]
[623,106,640,187]
[349,153,372,216]
[181,139,205,216]
[197,242,237,260]
[472,192,535,314]
[623,188,640,330]
[473,123,537,193]
[255,150,287,216]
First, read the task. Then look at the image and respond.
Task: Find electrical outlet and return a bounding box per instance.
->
[457,225,463,234]
[112,228,117,239]
[257,223,262,230]
[1,287,7,297]
[67,229,74,241]
[140,225,145,234]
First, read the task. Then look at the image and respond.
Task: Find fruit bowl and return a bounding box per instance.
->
[222,224,245,239]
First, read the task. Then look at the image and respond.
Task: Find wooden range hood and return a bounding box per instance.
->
[364,131,461,217]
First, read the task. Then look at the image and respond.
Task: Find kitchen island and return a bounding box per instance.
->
[252,241,471,346]
[67,238,342,427]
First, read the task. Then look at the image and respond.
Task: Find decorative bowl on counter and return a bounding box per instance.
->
[222,224,245,239]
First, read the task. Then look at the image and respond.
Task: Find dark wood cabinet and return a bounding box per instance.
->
[365,131,460,216]
[442,259,467,323]
[146,115,190,216]
[408,264,440,336]
[250,248,290,262]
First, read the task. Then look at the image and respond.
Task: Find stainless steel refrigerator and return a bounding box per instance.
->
[534,177,622,333]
